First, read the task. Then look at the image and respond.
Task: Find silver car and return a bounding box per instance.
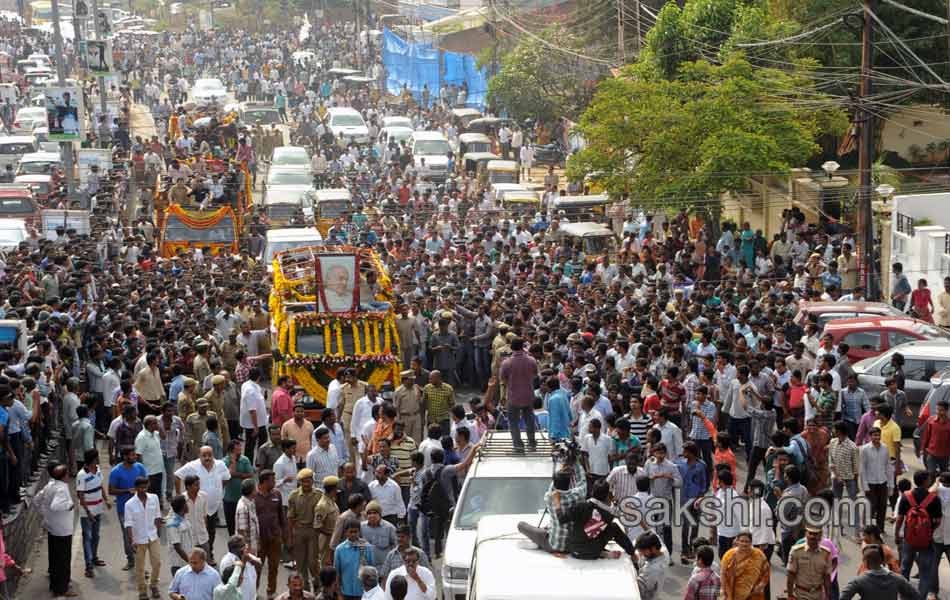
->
[853,339,950,427]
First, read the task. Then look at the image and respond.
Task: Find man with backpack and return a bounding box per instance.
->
[417,443,479,559]
[895,470,942,600]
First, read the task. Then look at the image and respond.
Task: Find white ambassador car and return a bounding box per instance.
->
[190,78,230,106]
[441,431,554,600]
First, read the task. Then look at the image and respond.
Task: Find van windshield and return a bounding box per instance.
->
[413,139,450,155]
[455,477,550,529]
[0,143,34,154]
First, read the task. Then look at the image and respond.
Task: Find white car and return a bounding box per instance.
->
[0,218,28,250]
[270,146,310,168]
[381,115,413,130]
[441,431,554,600]
[0,135,38,171]
[326,107,370,144]
[190,78,229,105]
[410,131,452,181]
[12,106,47,134]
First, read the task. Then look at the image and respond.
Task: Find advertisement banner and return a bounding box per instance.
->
[85,40,114,76]
[77,149,112,184]
[44,86,83,141]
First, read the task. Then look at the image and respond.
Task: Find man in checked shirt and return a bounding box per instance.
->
[517,459,587,553]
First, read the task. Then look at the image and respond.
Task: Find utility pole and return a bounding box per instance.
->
[91,0,108,131]
[50,0,76,203]
[635,0,641,54]
[858,0,875,298]
[617,0,625,65]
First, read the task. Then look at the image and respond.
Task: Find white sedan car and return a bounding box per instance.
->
[190,78,229,105]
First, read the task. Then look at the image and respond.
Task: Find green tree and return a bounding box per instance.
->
[486,25,603,122]
[568,56,847,214]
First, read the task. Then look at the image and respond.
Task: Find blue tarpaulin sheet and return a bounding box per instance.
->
[382,28,488,109]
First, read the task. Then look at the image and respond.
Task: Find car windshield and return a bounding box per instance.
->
[414,139,450,155]
[273,152,309,166]
[455,477,550,529]
[164,214,235,242]
[195,80,224,92]
[585,235,614,255]
[244,109,281,125]
[318,199,349,218]
[0,143,34,154]
[385,118,412,128]
[0,228,25,243]
[268,170,311,186]
[264,239,320,264]
[295,326,355,354]
[331,114,365,127]
[0,197,33,212]
[913,323,950,340]
[18,162,52,174]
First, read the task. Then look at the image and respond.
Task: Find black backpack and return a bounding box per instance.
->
[419,466,451,518]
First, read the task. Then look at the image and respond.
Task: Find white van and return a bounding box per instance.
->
[467,515,640,600]
[326,107,370,144]
[263,227,323,269]
[0,135,38,172]
[410,131,451,182]
[442,431,554,600]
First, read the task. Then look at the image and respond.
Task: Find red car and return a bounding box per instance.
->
[0,184,39,227]
[824,316,950,362]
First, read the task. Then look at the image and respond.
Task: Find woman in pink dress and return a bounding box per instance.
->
[911,278,935,322]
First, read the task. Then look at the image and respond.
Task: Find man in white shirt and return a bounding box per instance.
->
[368,464,406,525]
[326,371,345,411]
[240,368,268,459]
[135,415,166,507]
[385,548,436,600]
[581,419,612,480]
[361,565,386,600]
[418,425,442,467]
[76,449,111,578]
[175,446,232,558]
[125,476,163,600]
[219,534,263,600]
[37,463,76,597]
[273,438,300,507]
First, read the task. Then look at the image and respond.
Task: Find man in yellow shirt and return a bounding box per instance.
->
[873,404,902,460]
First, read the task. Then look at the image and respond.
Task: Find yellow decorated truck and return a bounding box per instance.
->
[270,245,401,414]
[158,204,240,258]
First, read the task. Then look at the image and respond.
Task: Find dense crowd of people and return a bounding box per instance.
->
[0,8,944,600]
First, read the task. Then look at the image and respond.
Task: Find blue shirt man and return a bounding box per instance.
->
[675,449,708,505]
[168,560,222,600]
[168,373,185,405]
[334,528,374,598]
[545,385,571,441]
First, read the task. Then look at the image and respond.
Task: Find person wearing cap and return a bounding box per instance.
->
[288,468,322,591]
[183,399,217,462]
[193,342,213,386]
[361,500,397,570]
[394,370,424,445]
[787,524,833,600]
[315,476,342,568]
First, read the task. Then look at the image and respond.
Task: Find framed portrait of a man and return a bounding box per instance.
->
[45,86,83,141]
[317,254,358,313]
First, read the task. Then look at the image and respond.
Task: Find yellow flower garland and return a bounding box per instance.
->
[335,322,343,356]
[353,322,361,355]
[324,324,331,355]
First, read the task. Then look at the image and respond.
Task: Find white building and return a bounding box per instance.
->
[890,192,950,293]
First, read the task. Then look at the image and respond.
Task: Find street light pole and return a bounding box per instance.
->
[858,0,876,298]
[50,0,77,203]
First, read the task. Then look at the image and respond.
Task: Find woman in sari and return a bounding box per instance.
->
[719,530,770,600]
[739,222,756,270]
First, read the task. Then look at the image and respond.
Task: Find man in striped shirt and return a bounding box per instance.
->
[76,448,110,578]
[626,396,654,442]
[828,420,860,542]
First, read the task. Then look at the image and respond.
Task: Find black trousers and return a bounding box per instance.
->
[49,533,72,594]
[867,483,889,533]
[571,522,635,559]
[148,473,163,508]
[8,432,23,504]
[224,500,237,537]
[206,512,219,560]
[746,446,767,490]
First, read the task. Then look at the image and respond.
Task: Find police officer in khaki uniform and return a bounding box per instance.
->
[393,370,424,444]
[202,375,231,448]
[787,525,833,600]
[314,475,341,568]
[288,468,322,591]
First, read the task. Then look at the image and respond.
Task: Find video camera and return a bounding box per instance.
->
[551,439,580,464]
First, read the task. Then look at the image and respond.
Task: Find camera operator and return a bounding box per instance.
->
[517,450,586,553]
[563,479,636,560]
